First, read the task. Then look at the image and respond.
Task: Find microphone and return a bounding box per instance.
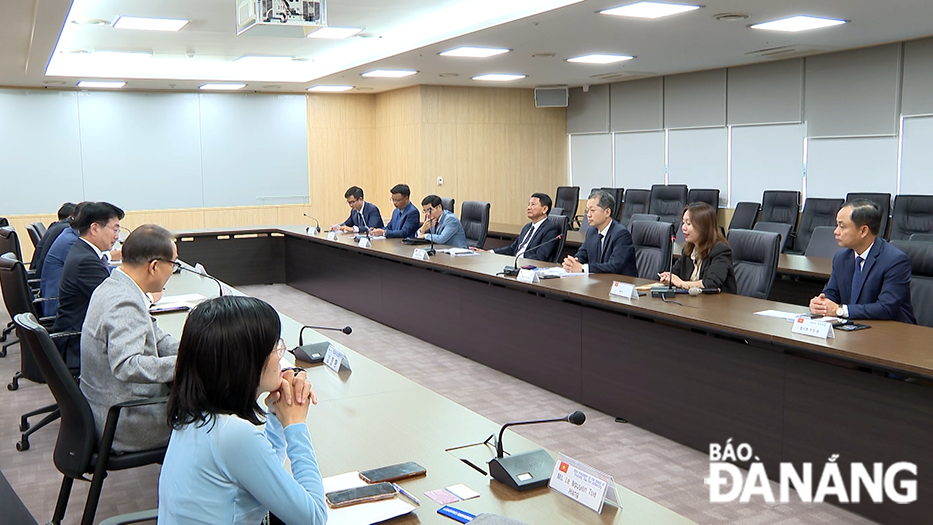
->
[292,324,353,364]
[688,287,721,296]
[303,213,321,235]
[177,264,224,297]
[503,234,562,276]
[487,411,586,491]
[427,215,437,256]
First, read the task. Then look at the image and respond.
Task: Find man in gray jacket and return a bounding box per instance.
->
[80,224,179,452]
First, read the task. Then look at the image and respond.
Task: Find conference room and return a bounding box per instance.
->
[3,1,933,524]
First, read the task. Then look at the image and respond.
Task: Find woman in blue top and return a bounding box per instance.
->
[158,296,327,524]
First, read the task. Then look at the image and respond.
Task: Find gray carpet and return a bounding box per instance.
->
[0,284,874,524]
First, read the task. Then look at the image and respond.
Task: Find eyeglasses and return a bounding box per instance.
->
[275,338,287,359]
[347,198,359,206]
[151,258,182,272]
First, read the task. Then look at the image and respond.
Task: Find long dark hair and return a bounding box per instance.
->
[168,296,281,430]
[683,202,727,260]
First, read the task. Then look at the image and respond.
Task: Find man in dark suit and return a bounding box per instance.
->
[330,186,384,233]
[51,201,125,368]
[29,201,76,274]
[370,183,420,239]
[563,190,638,276]
[810,199,915,323]
[481,193,561,263]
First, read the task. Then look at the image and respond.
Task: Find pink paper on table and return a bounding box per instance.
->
[424,488,460,505]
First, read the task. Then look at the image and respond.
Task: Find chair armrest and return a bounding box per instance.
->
[49,331,81,340]
[38,316,56,326]
[99,396,169,457]
[34,296,58,302]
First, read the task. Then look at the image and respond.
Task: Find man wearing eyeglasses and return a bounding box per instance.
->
[416,194,469,249]
[80,224,180,453]
[51,201,125,368]
[330,186,384,233]
[370,183,420,239]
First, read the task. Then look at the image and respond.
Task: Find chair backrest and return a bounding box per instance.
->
[555,186,580,223]
[630,221,674,280]
[760,191,800,231]
[440,197,455,214]
[620,189,651,227]
[545,214,569,263]
[889,195,933,241]
[648,185,688,230]
[25,224,42,250]
[629,213,660,222]
[847,192,891,239]
[0,226,25,263]
[890,240,933,328]
[728,229,780,299]
[753,222,792,253]
[31,221,47,237]
[729,202,760,231]
[793,198,844,253]
[909,233,933,242]
[687,188,720,210]
[600,188,626,221]
[0,217,9,227]
[461,201,490,249]
[804,226,842,258]
[0,253,47,384]
[14,313,97,479]
[0,468,38,525]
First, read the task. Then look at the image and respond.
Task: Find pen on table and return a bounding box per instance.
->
[393,483,421,506]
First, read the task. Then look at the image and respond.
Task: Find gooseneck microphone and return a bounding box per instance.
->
[303,213,321,235]
[177,264,224,297]
[427,216,437,256]
[357,208,371,242]
[298,324,352,345]
[503,234,563,276]
[488,411,586,491]
[689,287,721,296]
[292,325,353,364]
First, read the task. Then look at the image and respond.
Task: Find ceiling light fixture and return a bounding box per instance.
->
[439,46,510,58]
[714,12,749,22]
[473,73,526,81]
[600,2,700,19]
[308,27,364,39]
[199,83,247,90]
[361,69,418,78]
[77,80,126,89]
[308,85,354,92]
[750,15,847,33]
[234,55,295,65]
[71,18,110,26]
[567,54,634,64]
[112,16,189,32]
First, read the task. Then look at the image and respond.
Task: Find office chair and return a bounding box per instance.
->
[441,197,456,215]
[630,221,674,280]
[846,192,891,239]
[14,313,167,525]
[910,233,933,242]
[759,191,800,247]
[753,222,793,253]
[545,214,569,263]
[687,188,720,210]
[728,229,780,299]
[889,195,933,241]
[729,202,760,231]
[461,201,491,249]
[629,213,660,223]
[554,186,580,230]
[648,184,688,233]
[25,223,42,250]
[620,189,650,227]
[890,240,933,328]
[600,188,625,221]
[788,198,844,254]
[804,227,842,259]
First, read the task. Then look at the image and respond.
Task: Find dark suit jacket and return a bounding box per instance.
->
[341,201,385,232]
[822,237,916,324]
[671,242,738,294]
[31,220,69,274]
[574,220,638,277]
[384,202,420,239]
[51,239,111,367]
[495,219,561,262]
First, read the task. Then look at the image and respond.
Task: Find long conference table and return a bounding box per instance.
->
[158,246,692,524]
[174,225,933,524]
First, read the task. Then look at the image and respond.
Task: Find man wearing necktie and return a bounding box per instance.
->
[480,193,560,262]
[809,199,915,323]
[562,190,638,276]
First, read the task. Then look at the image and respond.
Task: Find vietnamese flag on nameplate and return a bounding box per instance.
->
[559,462,569,473]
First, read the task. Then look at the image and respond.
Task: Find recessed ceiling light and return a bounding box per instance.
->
[199,83,247,90]
[714,12,749,22]
[600,2,700,19]
[532,53,557,58]
[77,80,126,89]
[567,54,634,64]
[361,69,418,78]
[308,27,363,39]
[439,73,460,78]
[472,73,526,82]
[71,19,110,26]
[308,85,354,92]
[112,16,189,32]
[439,46,510,58]
[750,15,847,33]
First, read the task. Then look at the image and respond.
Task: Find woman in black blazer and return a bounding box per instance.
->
[659,202,737,294]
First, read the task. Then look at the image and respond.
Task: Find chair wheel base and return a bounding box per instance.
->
[16,438,29,451]
[20,420,30,432]
[0,348,6,357]
[8,380,18,391]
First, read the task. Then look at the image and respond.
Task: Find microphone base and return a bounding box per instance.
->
[426,248,436,256]
[502,266,520,277]
[488,449,555,491]
[305,226,320,236]
[650,286,678,298]
[291,342,329,364]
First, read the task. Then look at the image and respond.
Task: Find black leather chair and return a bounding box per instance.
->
[687,188,720,210]
[890,240,933,328]
[729,202,759,231]
[25,224,42,250]
[631,221,674,280]
[728,229,780,299]
[555,186,581,230]
[461,201,490,249]
[753,222,793,253]
[889,195,933,241]
[910,233,933,242]
[600,188,625,221]
[629,213,660,222]
[620,189,651,227]
[804,226,842,259]
[759,191,800,244]
[440,197,455,215]
[648,184,688,231]
[0,217,8,227]
[0,226,35,279]
[545,214,569,263]
[14,313,167,525]
[847,192,891,239]
[789,198,844,254]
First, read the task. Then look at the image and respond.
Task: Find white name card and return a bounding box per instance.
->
[412,248,429,261]
[326,231,339,241]
[358,237,372,248]
[517,269,540,284]
[549,454,620,514]
[609,281,639,300]
[791,317,835,339]
[323,345,351,373]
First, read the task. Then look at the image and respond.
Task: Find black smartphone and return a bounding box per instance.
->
[836,323,871,331]
[325,482,397,508]
[359,461,427,484]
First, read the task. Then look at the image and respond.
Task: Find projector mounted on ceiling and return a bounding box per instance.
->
[237,0,327,37]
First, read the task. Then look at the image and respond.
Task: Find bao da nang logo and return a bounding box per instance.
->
[704,438,917,504]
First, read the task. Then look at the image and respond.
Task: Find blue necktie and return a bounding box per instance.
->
[850,255,863,301]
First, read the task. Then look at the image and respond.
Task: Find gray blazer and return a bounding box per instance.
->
[79,269,179,453]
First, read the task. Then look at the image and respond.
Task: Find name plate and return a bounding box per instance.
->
[609,281,639,300]
[323,345,352,373]
[792,317,835,339]
[549,454,620,514]
[326,231,339,241]
[358,237,372,248]
[412,248,430,261]
[517,269,540,284]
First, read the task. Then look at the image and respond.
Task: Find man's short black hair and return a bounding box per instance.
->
[75,202,125,235]
[587,190,615,217]
[844,199,883,236]
[345,186,364,200]
[122,224,175,266]
[531,193,552,215]
[390,184,411,198]
[421,194,442,208]
[57,202,76,220]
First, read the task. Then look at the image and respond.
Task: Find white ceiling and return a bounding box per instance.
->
[4,0,933,93]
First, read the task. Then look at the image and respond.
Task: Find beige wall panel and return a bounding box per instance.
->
[519,89,567,126]
[375,86,421,128]
[422,86,522,125]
